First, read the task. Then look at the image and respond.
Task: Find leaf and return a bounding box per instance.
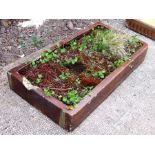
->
[47,49,52,53]
[43,88,54,97]
[60,48,66,53]
[62,97,68,102]
[31,60,37,68]
[38,74,43,79]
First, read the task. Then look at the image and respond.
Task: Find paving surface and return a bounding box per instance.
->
[0,20,155,135]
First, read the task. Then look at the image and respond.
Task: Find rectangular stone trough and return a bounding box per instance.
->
[7,22,148,131]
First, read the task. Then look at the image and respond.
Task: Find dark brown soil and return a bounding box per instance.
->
[0,19,100,69]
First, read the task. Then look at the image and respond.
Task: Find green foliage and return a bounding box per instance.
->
[93,70,106,79]
[40,50,59,63]
[113,59,125,68]
[79,42,87,52]
[92,30,111,52]
[43,88,55,97]
[31,60,37,68]
[60,48,66,53]
[125,35,140,53]
[78,35,94,52]
[128,36,140,45]
[92,29,128,58]
[59,72,70,80]
[32,49,59,67]
[62,56,79,65]
[69,40,78,50]
[31,36,43,48]
[84,34,94,43]
[35,74,43,84]
[80,86,94,97]
[62,90,81,105]
[75,78,81,85]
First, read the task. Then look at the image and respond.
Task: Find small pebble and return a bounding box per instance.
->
[66,21,74,30]
[6,46,12,51]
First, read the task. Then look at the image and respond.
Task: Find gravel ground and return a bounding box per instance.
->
[0,19,155,134]
[0,19,99,68]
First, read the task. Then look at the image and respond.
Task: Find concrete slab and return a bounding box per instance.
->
[0,20,155,134]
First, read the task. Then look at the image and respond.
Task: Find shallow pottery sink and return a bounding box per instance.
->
[7,22,148,131]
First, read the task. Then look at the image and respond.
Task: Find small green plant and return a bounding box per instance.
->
[43,88,55,97]
[79,42,87,52]
[62,90,81,105]
[35,74,43,84]
[31,36,43,48]
[92,29,128,58]
[125,36,140,53]
[59,72,70,80]
[80,86,94,97]
[78,35,94,52]
[60,48,66,53]
[93,70,106,79]
[113,59,125,68]
[92,30,110,52]
[128,36,140,45]
[62,56,79,65]
[31,60,37,68]
[40,50,59,63]
[69,40,78,50]
[75,78,81,85]
[84,34,94,43]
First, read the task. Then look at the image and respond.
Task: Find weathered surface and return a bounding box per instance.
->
[0,20,155,134]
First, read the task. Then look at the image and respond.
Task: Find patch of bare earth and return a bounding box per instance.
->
[0,19,100,69]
